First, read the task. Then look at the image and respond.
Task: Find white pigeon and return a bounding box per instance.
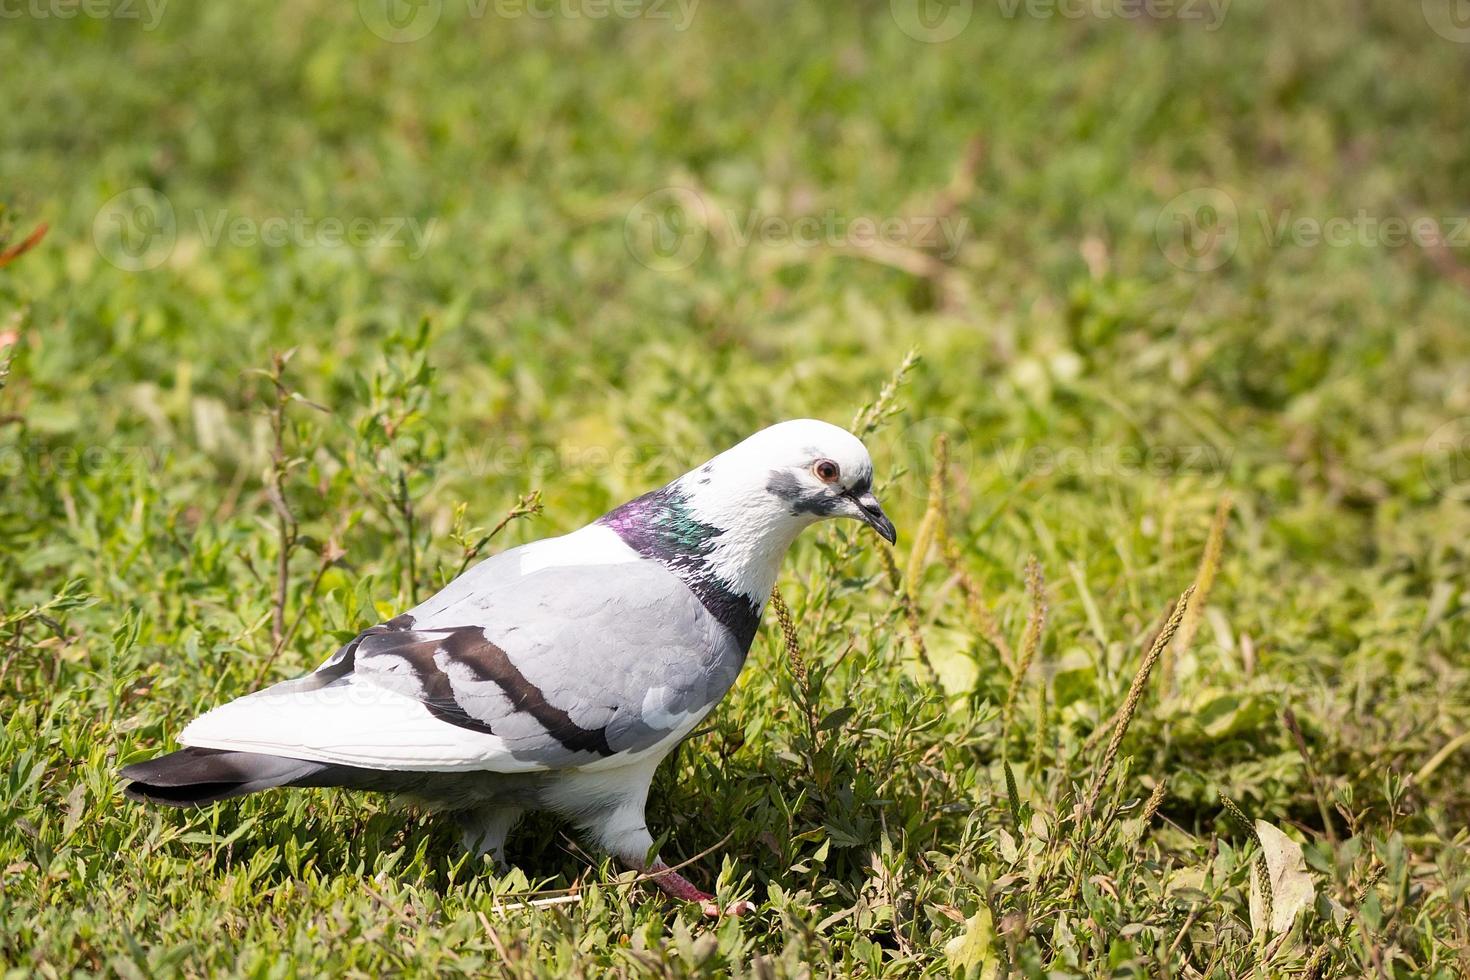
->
[122,418,895,916]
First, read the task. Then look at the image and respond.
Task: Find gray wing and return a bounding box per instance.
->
[331,556,744,770]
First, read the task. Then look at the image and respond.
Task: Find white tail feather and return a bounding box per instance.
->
[178,676,544,773]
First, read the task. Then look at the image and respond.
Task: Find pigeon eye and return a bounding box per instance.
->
[813,459,841,483]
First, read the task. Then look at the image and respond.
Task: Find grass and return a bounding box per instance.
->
[4,0,1470,974]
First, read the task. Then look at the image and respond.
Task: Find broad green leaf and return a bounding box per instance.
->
[944,906,999,979]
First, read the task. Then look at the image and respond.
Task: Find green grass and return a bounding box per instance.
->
[4,0,1470,974]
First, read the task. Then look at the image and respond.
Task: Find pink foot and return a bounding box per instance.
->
[699,898,756,918]
[646,860,755,917]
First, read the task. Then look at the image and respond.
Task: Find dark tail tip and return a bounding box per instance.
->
[122,778,255,807]
[121,747,326,808]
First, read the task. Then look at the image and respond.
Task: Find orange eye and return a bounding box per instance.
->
[813,458,841,483]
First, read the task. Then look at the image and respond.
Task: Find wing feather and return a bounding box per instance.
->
[180,526,748,774]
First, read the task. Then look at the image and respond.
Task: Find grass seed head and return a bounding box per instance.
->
[1084,586,1194,817]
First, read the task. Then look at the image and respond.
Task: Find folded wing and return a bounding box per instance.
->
[181,548,744,773]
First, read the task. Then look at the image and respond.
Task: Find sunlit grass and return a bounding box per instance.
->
[4,1,1470,974]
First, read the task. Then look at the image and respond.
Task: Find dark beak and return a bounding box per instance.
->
[851,490,897,545]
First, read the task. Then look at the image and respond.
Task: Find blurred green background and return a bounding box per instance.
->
[4,0,1470,974]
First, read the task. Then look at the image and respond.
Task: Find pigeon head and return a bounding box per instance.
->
[736,419,896,545]
[598,419,895,647]
[671,418,896,546]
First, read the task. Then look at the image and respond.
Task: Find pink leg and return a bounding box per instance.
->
[645,859,755,918]
[579,777,755,919]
